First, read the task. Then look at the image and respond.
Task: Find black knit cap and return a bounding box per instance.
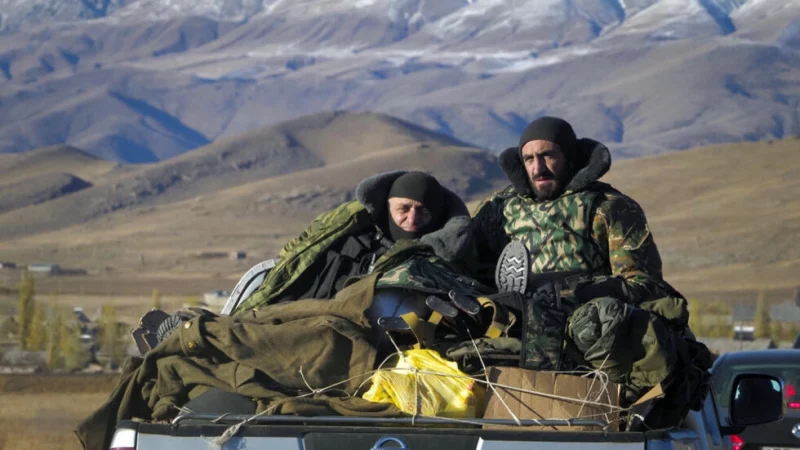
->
[388,171,444,212]
[518,116,577,161]
[386,171,444,240]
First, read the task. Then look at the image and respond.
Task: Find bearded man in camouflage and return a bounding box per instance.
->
[474,116,680,305]
[472,116,711,429]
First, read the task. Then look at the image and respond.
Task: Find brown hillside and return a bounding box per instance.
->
[1,143,505,279]
[0,144,119,186]
[0,172,92,214]
[602,138,800,299]
[0,112,505,295]
[0,111,482,239]
[237,110,468,165]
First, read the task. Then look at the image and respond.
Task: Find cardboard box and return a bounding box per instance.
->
[482,367,621,431]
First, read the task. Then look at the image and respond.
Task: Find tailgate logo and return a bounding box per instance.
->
[372,436,409,450]
[792,424,800,439]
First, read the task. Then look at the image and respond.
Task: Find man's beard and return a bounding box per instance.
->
[531,169,570,201]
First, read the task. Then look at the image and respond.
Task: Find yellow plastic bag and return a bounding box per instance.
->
[362,349,485,418]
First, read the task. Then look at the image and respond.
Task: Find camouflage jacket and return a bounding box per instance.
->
[234,171,476,313]
[472,139,680,304]
[374,243,486,299]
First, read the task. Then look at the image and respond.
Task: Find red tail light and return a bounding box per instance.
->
[786,384,800,408]
[731,434,745,450]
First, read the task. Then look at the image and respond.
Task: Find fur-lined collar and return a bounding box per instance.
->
[354,171,472,263]
[499,138,612,198]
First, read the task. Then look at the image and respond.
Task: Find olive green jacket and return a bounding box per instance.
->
[76,275,402,450]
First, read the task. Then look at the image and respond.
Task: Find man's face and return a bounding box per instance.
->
[388,197,434,233]
[521,139,571,201]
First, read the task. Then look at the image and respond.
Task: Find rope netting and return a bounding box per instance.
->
[203,333,641,449]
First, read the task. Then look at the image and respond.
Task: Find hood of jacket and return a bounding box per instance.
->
[498,138,612,197]
[354,170,472,263]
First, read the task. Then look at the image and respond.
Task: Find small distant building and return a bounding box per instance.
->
[0,261,16,269]
[733,325,755,341]
[195,251,229,259]
[194,251,247,260]
[28,263,61,275]
[203,290,231,310]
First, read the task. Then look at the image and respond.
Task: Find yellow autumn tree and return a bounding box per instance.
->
[708,300,732,337]
[185,295,203,307]
[754,291,771,339]
[152,288,162,310]
[770,321,783,342]
[687,298,706,336]
[47,310,63,370]
[100,305,126,368]
[27,302,48,351]
[17,273,35,350]
[791,323,800,342]
[59,316,84,371]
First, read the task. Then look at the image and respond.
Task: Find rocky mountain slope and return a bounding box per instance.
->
[0,0,797,161]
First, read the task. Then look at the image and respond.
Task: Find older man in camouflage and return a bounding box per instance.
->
[472,116,712,429]
[233,170,477,312]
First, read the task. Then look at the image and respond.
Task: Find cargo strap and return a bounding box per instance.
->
[388,295,516,349]
[477,296,516,339]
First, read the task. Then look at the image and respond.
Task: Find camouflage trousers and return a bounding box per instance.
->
[518,283,583,371]
[519,288,712,428]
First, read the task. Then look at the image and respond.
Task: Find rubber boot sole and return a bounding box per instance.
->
[495,240,529,294]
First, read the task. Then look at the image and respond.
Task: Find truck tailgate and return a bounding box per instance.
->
[123,422,647,450]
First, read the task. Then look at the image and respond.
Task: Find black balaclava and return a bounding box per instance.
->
[518,116,577,162]
[385,171,444,241]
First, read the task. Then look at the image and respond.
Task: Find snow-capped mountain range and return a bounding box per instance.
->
[0,0,798,161]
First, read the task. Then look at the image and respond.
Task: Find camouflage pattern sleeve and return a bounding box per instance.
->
[279,222,315,258]
[591,192,675,304]
[469,193,511,282]
[279,200,362,258]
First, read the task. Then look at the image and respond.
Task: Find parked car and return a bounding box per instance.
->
[711,349,800,450]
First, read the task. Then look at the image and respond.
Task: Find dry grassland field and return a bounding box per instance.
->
[0,375,119,450]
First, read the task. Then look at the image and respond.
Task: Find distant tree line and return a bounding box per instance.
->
[688,291,800,342]
[15,273,128,370]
